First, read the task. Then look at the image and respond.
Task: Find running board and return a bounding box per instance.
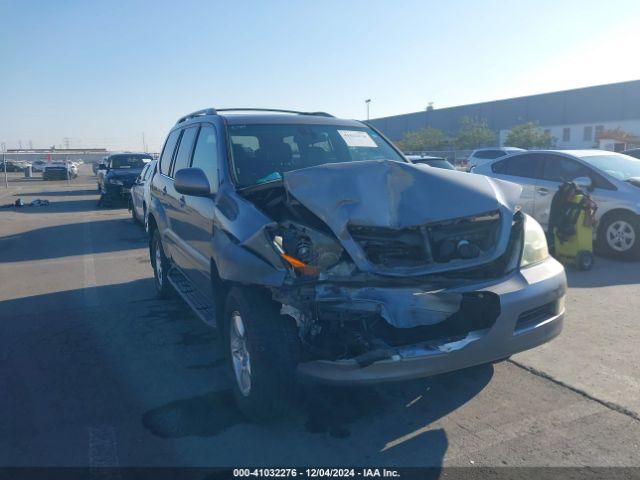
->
[167,267,217,329]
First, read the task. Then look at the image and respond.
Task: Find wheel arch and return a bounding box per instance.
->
[597,208,639,237]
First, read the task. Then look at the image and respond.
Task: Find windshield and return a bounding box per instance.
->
[229,124,405,188]
[110,155,151,169]
[578,153,640,181]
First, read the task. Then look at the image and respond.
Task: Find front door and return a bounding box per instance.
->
[179,124,220,298]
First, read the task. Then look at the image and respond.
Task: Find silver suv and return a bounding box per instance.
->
[148,108,566,420]
[473,149,640,259]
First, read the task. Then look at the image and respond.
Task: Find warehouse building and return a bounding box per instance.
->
[368,80,640,150]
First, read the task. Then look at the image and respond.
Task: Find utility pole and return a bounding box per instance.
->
[365,99,371,121]
[3,153,7,189]
[63,137,70,149]
[142,132,147,152]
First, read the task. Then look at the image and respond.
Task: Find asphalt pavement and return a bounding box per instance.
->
[0,166,639,468]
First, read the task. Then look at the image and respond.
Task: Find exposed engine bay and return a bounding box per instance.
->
[238,160,525,364]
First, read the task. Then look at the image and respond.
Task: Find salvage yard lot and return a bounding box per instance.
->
[0,167,639,467]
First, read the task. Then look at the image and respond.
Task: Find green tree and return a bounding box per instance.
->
[396,126,447,151]
[453,117,495,149]
[504,122,553,149]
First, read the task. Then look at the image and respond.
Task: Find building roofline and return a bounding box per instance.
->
[371,79,640,122]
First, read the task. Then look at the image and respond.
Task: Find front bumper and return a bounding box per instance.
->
[297,257,566,384]
[103,183,132,200]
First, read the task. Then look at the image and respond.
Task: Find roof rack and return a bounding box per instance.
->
[216,108,334,117]
[175,108,217,125]
[175,108,335,125]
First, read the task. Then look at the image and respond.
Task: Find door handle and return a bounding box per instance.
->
[537,187,549,196]
[162,186,167,196]
[179,195,186,206]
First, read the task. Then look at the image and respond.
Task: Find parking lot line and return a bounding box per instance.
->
[82,219,99,307]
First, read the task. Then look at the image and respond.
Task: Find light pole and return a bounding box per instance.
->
[365,99,371,121]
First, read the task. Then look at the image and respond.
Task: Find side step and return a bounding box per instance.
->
[167,267,217,329]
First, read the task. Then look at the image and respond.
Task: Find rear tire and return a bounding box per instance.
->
[151,229,172,298]
[131,200,139,223]
[223,286,299,421]
[598,211,640,260]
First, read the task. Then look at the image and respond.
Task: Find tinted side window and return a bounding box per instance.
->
[541,156,589,182]
[171,127,198,176]
[492,159,507,173]
[191,125,219,193]
[502,154,540,179]
[160,130,180,175]
[476,150,505,159]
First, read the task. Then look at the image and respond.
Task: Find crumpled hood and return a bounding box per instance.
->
[283,160,521,233]
[282,160,522,275]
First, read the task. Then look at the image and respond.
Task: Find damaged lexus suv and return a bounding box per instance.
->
[148,108,566,420]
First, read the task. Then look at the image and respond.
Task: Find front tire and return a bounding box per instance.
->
[598,211,640,260]
[224,286,299,421]
[151,229,172,298]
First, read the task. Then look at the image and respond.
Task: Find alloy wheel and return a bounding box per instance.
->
[155,239,163,287]
[606,220,635,252]
[230,311,251,397]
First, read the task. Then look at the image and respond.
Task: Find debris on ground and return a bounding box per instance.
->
[1,198,50,208]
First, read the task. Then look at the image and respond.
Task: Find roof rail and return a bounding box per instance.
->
[216,108,334,118]
[175,108,217,125]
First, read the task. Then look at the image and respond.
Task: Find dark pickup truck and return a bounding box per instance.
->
[148,108,566,420]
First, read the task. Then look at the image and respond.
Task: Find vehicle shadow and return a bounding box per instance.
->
[0,275,493,467]
[566,256,640,288]
[0,279,191,466]
[0,217,146,263]
[3,198,102,214]
[16,189,99,197]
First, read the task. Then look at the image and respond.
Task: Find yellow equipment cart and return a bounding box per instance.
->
[551,191,597,270]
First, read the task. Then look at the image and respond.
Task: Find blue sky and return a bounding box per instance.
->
[1,0,639,151]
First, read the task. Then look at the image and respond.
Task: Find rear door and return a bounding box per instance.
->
[153,129,182,258]
[131,163,149,216]
[534,154,604,228]
[488,153,544,217]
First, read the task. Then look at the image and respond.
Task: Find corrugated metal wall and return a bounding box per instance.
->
[369,80,640,141]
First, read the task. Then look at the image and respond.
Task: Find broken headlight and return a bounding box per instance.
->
[520,214,549,268]
[271,223,345,277]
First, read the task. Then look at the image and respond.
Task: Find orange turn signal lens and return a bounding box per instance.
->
[280,253,319,276]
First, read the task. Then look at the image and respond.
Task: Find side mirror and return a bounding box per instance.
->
[573,176,593,191]
[98,163,106,170]
[174,168,211,196]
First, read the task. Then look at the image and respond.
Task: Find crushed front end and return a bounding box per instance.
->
[239,160,566,384]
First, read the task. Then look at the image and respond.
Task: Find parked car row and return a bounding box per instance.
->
[2,158,82,179]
